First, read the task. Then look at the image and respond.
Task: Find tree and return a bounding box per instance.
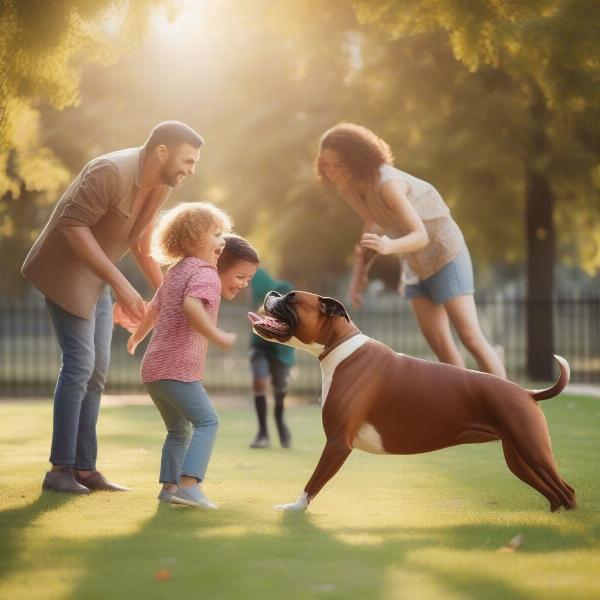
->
[0,0,168,295]
[346,0,600,378]
[34,0,366,291]
[5,0,599,345]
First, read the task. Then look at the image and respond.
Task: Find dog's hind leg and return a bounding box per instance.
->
[501,439,575,511]
[496,400,576,511]
[501,440,563,510]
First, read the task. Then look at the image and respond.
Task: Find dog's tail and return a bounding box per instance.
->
[527,355,570,400]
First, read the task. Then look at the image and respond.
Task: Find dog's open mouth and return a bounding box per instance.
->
[248,291,297,342]
[248,312,291,340]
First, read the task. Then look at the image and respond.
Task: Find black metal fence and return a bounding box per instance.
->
[1,291,599,397]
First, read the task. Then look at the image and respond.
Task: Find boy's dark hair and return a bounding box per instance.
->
[218,235,260,273]
[143,121,204,152]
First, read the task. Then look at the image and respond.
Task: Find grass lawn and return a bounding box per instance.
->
[1,395,599,600]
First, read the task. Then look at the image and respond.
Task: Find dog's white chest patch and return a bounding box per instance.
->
[352,423,387,454]
[320,334,370,407]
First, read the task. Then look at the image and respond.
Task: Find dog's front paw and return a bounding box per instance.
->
[274,500,306,511]
[274,492,309,511]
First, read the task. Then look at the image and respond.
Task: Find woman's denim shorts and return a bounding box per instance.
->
[404,248,474,305]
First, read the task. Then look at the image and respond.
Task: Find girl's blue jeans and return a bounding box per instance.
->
[144,380,219,484]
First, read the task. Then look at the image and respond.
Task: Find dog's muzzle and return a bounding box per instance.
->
[249,291,298,342]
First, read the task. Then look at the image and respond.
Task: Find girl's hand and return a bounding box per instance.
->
[360,233,393,256]
[216,331,237,351]
[113,297,147,332]
[127,335,138,355]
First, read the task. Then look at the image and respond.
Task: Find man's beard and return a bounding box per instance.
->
[161,163,186,187]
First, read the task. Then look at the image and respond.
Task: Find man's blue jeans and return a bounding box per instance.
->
[45,288,112,470]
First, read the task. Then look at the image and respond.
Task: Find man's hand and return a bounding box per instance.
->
[113,301,146,332]
[113,283,145,323]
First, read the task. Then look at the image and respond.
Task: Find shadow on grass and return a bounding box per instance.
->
[2,400,598,598]
[57,502,600,600]
[0,492,72,579]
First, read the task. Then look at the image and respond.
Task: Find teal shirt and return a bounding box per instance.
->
[250,267,296,365]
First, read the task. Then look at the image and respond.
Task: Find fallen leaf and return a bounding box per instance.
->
[154,569,172,581]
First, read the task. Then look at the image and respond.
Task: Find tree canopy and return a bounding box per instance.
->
[0,0,168,292]
[1,0,599,302]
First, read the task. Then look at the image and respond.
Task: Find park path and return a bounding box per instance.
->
[2,386,597,405]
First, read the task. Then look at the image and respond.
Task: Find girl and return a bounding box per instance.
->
[128,202,239,508]
[316,123,505,378]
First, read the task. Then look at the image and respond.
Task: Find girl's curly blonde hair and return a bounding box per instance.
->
[151,201,233,265]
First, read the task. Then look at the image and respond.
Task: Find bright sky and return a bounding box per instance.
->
[100,0,207,48]
[149,0,205,46]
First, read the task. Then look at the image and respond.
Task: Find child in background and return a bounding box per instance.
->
[248,268,296,449]
[128,202,235,509]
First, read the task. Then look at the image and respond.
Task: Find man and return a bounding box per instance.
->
[248,267,296,449]
[22,121,203,494]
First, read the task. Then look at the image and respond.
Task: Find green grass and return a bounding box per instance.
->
[1,395,599,600]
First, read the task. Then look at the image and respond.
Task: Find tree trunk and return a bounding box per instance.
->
[525,82,555,381]
[525,165,555,380]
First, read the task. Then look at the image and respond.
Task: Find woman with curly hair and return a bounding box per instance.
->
[316,123,505,377]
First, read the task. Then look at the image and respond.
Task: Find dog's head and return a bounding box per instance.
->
[248,290,351,352]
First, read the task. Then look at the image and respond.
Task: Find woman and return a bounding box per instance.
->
[316,123,505,378]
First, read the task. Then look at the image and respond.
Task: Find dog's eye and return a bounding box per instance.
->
[285,292,297,304]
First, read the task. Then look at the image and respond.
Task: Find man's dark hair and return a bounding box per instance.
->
[143,121,204,152]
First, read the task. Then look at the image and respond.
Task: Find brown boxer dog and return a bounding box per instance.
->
[248,290,576,512]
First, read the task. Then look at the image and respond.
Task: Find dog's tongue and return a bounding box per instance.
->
[248,312,290,334]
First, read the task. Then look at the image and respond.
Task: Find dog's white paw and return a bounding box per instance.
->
[274,501,306,511]
[274,492,308,511]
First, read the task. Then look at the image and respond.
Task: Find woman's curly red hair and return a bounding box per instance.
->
[316,123,394,183]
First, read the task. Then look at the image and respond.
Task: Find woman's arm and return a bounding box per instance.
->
[127,303,158,355]
[182,296,237,350]
[348,221,379,308]
[359,180,429,256]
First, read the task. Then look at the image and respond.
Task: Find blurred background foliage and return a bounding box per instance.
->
[1,0,599,298]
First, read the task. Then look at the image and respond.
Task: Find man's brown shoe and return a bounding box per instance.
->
[42,468,90,494]
[75,471,130,492]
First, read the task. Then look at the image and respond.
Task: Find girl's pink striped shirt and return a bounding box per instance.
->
[141,257,221,383]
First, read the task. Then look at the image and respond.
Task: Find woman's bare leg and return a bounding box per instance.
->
[444,294,506,378]
[410,297,465,367]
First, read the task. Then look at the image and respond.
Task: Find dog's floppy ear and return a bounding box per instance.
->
[318,296,350,322]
